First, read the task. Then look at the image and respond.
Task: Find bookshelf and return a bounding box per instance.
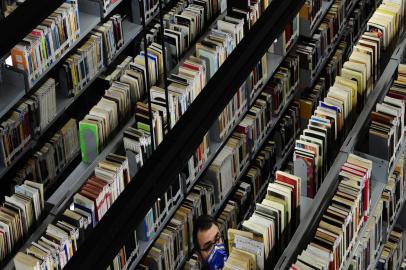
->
[58,0,307,268]
[340,171,388,269]
[275,26,406,269]
[48,115,136,215]
[7,6,102,92]
[0,2,145,193]
[1,0,354,269]
[0,3,300,267]
[236,133,301,229]
[0,1,153,267]
[3,214,56,270]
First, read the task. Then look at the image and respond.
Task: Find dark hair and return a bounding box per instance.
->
[193,215,217,251]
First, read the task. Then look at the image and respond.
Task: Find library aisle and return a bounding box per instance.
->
[0,0,406,269]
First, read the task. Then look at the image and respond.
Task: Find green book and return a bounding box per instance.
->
[79,120,100,163]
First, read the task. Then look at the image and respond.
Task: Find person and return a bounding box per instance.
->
[193,215,228,270]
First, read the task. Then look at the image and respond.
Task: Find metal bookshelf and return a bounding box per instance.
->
[0,3,147,211]
[29,0,308,266]
[3,215,56,270]
[3,5,300,268]
[143,32,302,270]
[341,173,388,270]
[275,27,406,270]
[19,9,101,92]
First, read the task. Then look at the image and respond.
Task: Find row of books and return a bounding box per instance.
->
[142,0,222,71]
[290,153,373,270]
[0,180,44,264]
[106,48,159,103]
[59,31,104,98]
[274,102,301,152]
[266,54,299,117]
[203,127,249,204]
[225,171,301,269]
[0,78,56,169]
[320,40,349,91]
[93,14,124,65]
[215,34,300,142]
[297,0,346,83]
[79,80,133,163]
[294,70,359,197]
[299,77,327,123]
[369,64,406,163]
[10,0,80,88]
[13,153,135,270]
[241,141,276,205]
[216,79,248,141]
[12,119,80,192]
[350,156,405,270]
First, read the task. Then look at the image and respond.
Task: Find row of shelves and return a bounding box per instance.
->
[92,0,363,267]
[275,25,406,270]
[0,14,142,179]
[1,2,303,269]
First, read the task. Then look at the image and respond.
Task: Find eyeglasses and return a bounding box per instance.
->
[199,232,222,253]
